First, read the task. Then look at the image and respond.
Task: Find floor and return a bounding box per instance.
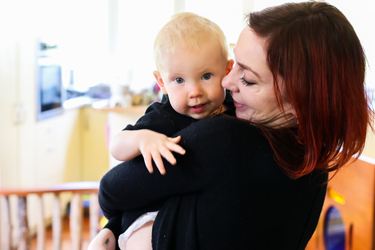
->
[29,215,92,250]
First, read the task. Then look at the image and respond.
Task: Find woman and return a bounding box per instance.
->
[94,1,374,249]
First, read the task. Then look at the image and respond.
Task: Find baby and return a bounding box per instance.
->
[89,12,233,250]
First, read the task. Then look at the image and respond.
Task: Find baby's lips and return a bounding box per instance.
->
[190,103,207,113]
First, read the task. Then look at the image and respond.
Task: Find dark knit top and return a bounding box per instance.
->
[123,95,199,135]
[99,106,327,249]
[103,95,203,248]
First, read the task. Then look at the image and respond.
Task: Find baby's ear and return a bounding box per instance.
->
[153,70,168,94]
[226,59,234,75]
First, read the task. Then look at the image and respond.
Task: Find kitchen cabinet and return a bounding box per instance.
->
[0,36,37,188]
[35,109,82,185]
[96,105,147,168]
[80,106,109,181]
[0,35,84,188]
[0,36,109,241]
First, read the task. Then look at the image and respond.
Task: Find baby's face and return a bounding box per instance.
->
[156,40,230,119]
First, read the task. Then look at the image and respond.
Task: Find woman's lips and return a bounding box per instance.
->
[190,103,207,113]
[233,100,247,110]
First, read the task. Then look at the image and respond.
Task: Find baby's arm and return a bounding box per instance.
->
[88,228,116,250]
[110,129,185,175]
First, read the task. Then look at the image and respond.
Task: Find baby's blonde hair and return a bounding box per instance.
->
[154,12,229,71]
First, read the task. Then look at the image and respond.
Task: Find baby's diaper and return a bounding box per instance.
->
[118,211,159,250]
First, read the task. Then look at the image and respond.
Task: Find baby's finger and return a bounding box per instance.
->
[159,147,177,165]
[166,142,186,155]
[168,135,181,143]
[151,152,166,175]
[143,154,154,174]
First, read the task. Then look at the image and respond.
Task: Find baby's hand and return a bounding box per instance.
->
[138,130,185,175]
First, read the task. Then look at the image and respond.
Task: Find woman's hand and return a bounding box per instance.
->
[138,130,186,175]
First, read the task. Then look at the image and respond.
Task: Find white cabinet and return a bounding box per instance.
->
[0,38,19,187]
[0,35,92,188]
[0,36,37,188]
[35,109,83,185]
[81,106,109,181]
[106,106,147,168]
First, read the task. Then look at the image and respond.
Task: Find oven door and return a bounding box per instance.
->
[36,58,63,121]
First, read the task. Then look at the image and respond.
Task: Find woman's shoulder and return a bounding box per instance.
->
[196,114,260,137]
[174,114,265,150]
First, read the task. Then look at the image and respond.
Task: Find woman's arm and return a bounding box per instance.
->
[99,116,234,219]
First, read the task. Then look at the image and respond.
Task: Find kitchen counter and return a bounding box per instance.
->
[63,96,109,110]
[90,99,148,114]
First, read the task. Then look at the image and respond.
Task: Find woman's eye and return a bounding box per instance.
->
[240,77,256,86]
[202,73,212,80]
[174,77,185,84]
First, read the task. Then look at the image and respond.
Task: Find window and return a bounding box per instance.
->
[115,0,174,93]
[114,0,246,93]
[185,0,245,45]
[57,0,109,92]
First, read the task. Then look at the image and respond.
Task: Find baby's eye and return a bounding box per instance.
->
[202,73,212,80]
[174,77,185,84]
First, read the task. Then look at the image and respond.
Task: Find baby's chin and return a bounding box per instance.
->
[187,112,210,120]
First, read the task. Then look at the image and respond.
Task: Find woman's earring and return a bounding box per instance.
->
[291,109,299,125]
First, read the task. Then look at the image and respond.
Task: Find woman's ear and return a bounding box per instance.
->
[226,59,234,75]
[153,70,168,95]
[291,108,297,117]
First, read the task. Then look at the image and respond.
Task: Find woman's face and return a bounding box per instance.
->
[222,27,293,126]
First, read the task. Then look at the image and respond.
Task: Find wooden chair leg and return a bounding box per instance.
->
[70,193,82,250]
[36,195,45,250]
[1,196,11,250]
[17,196,30,250]
[52,194,62,250]
[89,193,99,240]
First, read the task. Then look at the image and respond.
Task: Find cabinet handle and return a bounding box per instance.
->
[13,103,27,125]
[19,103,27,124]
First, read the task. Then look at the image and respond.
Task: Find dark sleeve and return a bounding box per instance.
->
[123,101,172,133]
[123,100,196,136]
[98,116,234,219]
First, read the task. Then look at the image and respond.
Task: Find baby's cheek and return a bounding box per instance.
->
[171,100,187,114]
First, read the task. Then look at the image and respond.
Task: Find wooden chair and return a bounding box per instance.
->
[0,181,100,250]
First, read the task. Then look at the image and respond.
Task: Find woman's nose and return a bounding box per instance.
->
[222,69,238,92]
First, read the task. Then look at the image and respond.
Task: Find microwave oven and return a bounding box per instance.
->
[36,38,64,121]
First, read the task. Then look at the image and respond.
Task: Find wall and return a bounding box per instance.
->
[362,124,375,160]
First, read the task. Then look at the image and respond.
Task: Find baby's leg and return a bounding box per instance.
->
[88,228,116,250]
[125,221,153,250]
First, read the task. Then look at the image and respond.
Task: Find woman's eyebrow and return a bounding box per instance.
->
[237,61,261,80]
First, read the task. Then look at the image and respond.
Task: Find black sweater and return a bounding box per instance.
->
[99,112,327,249]
[103,97,202,248]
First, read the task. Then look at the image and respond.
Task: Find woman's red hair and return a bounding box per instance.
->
[248,1,374,178]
